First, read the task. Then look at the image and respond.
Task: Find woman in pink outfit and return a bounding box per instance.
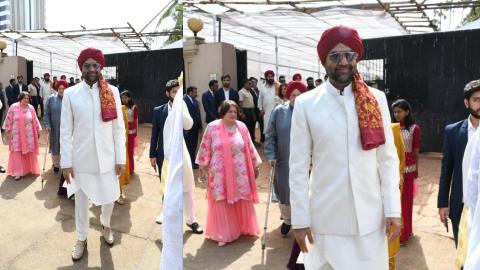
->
[2,92,42,180]
[196,100,261,246]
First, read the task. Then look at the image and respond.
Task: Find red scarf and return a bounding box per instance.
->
[352,72,385,150]
[98,74,117,122]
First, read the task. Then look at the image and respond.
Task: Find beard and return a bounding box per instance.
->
[469,107,480,119]
[84,71,99,84]
[266,79,274,84]
[327,65,354,85]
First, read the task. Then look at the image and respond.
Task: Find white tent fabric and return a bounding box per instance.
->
[184,7,407,79]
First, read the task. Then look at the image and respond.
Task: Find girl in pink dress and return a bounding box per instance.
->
[2,92,42,180]
[196,100,262,246]
[392,99,421,243]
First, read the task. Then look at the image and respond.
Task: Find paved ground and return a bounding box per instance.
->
[0,125,460,270]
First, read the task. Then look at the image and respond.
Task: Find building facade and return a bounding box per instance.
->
[0,0,45,31]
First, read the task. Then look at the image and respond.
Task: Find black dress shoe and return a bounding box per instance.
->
[192,164,199,170]
[186,222,204,234]
[54,166,60,173]
[280,222,291,237]
[0,166,5,173]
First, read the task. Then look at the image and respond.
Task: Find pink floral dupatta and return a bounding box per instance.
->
[15,104,39,155]
[220,121,259,204]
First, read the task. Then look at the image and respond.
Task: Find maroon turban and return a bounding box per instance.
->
[264,70,275,78]
[317,25,363,65]
[56,80,69,90]
[292,73,302,81]
[77,48,105,69]
[60,75,66,80]
[286,81,307,99]
[43,73,50,78]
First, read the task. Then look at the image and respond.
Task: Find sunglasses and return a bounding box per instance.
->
[327,51,357,64]
[82,63,101,70]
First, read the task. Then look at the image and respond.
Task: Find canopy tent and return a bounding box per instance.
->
[0,26,178,79]
[184,0,480,80]
[0,0,180,80]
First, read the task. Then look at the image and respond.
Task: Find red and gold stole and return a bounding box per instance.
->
[98,73,117,122]
[352,72,385,150]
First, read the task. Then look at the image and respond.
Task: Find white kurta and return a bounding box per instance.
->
[40,80,53,108]
[60,81,126,205]
[163,100,195,192]
[465,129,480,270]
[258,82,276,132]
[289,81,400,269]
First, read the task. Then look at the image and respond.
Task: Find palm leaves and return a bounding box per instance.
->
[155,0,183,46]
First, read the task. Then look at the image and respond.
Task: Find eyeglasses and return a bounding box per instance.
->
[82,63,101,70]
[327,51,357,64]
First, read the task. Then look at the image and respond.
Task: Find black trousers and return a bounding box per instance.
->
[185,128,199,168]
[254,108,264,142]
[30,96,39,117]
[39,97,44,117]
[242,108,256,142]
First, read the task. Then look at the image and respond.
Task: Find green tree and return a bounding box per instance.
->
[156,0,182,46]
[463,5,480,24]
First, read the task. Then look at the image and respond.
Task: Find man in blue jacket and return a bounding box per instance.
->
[438,80,480,246]
[201,79,218,124]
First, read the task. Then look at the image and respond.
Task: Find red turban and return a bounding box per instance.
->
[264,70,275,78]
[56,80,69,90]
[317,25,363,65]
[292,73,302,81]
[77,48,105,69]
[60,75,66,80]
[286,81,307,99]
[43,73,50,77]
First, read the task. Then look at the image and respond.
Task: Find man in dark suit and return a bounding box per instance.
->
[249,77,263,143]
[202,79,219,124]
[214,74,239,108]
[13,75,28,102]
[184,86,202,169]
[5,78,17,106]
[438,81,480,246]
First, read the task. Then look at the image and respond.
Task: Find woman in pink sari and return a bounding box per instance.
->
[2,92,42,180]
[196,100,261,246]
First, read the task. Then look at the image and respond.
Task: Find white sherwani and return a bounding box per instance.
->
[60,81,126,205]
[289,81,401,270]
[258,82,276,132]
[40,80,53,109]
[163,101,195,191]
[465,129,480,270]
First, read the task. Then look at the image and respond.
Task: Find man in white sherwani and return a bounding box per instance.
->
[61,48,126,261]
[162,80,203,234]
[40,73,53,117]
[150,80,203,234]
[463,80,480,270]
[258,70,277,131]
[289,26,401,270]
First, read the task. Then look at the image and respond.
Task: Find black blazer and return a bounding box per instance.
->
[202,90,218,123]
[214,88,240,108]
[149,104,169,172]
[184,95,202,130]
[6,84,20,105]
[438,119,468,223]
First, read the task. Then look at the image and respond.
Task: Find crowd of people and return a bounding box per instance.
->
[1,25,480,270]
